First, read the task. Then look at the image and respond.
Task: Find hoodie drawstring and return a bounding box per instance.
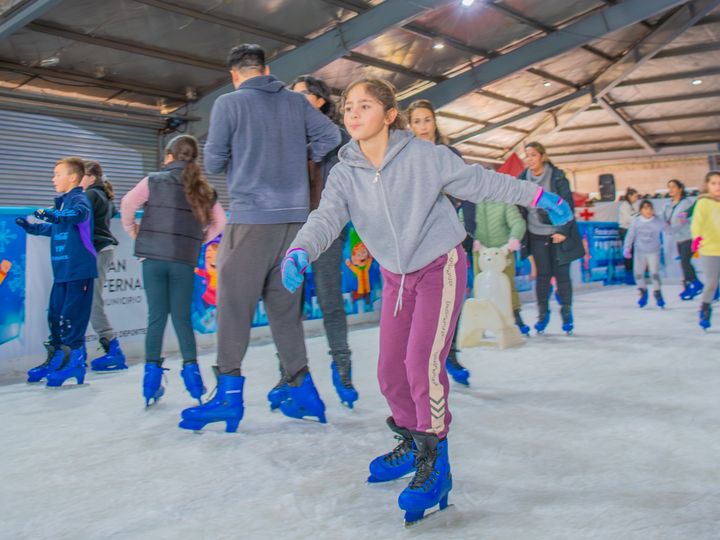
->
[393,273,406,317]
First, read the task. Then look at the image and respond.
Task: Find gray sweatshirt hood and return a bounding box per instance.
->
[337,129,415,170]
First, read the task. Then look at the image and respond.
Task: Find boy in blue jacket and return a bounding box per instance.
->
[17,156,97,386]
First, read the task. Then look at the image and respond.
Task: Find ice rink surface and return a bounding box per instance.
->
[1,285,718,540]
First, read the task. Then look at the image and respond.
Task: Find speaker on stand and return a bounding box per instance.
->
[598,174,616,202]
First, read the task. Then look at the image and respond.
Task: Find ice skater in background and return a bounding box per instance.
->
[16,157,97,387]
[623,200,668,309]
[80,160,126,372]
[121,135,226,407]
[691,171,720,330]
[407,98,475,385]
[664,179,702,300]
[280,78,573,525]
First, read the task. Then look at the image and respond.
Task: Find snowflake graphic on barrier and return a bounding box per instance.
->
[7,254,25,297]
[0,220,18,254]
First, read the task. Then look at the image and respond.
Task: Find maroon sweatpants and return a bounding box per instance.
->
[377,245,467,439]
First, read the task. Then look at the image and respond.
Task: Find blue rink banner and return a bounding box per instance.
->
[577,222,627,284]
[0,214,26,347]
[191,225,383,334]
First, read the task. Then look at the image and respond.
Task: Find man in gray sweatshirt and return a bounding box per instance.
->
[181,44,340,431]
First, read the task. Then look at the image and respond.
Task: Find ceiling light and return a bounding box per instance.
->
[433,41,445,50]
[692,78,703,86]
[39,56,60,68]
[461,0,475,6]
[543,80,552,87]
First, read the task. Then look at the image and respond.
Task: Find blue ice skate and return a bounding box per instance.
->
[680,280,703,301]
[46,346,86,387]
[654,290,666,309]
[280,371,327,424]
[514,310,530,336]
[398,434,452,526]
[638,288,649,308]
[331,358,358,409]
[445,353,469,386]
[179,373,245,433]
[143,361,166,407]
[368,417,416,483]
[267,359,289,410]
[535,311,550,334]
[699,303,712,330]
[27,343,64,383]
[561,306,574,335]
[91,338,127,372]
[180,361,206,404]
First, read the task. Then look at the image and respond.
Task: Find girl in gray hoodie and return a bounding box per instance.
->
[623,200,669,309]
[280,78,572,524]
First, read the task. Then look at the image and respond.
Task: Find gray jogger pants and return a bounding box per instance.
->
[216,223,307,377]
[312,233,351,361]
[700,255,720,303]
[90,247,116,341]
[634,252,661,290]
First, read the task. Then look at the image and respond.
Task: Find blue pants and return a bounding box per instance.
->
[48,279,94,349]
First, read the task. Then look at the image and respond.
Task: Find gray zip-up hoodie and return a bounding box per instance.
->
[289,129,539,275]
[663,197,693,242]
[623,215,668,255]
[204,75,341,224]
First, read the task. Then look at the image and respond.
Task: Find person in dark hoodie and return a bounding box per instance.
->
[17,156,97,387]
[280,78,572,525]
[264,74,357,410]
[80,160,126,372]
[179,44,341,433]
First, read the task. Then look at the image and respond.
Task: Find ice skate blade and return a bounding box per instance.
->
[284,413,327,424]
[46,382,88,389]
[91,366,128,373]
[403,503,454,528]
[367,471,413,484]
[178,418,240,433]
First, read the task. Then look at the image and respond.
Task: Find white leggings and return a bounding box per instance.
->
[634,252,661,290]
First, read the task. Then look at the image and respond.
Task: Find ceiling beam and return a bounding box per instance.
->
[28,21,226,71]
[189,0,447,137]
[449,87,593,145]
[0,59,188,101]
[0,0,62,39]
[560,110,720,130]
[512,0,719,152]
[487,1,616,62]
[597,97,656,154]
[654,41,720,58]
[618,66,720,86]
[551,142,720,163]
[132,0,304,45]
[614,90,720,107]
[400,0,686,109]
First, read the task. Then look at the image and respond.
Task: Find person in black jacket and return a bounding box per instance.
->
[80,161,126,372]
[518,142,585,335]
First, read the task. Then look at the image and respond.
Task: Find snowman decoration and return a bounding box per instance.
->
[457,245,524,349]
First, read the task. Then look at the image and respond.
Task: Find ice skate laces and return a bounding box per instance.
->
[384,435,413,464]
[409,449,439,492]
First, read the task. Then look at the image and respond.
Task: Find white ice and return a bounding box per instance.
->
[1,285,719,540]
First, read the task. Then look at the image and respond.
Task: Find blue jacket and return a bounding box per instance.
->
[25,187,97,282]
[204,74,341,224]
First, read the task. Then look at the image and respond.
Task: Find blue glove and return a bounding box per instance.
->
[15,217,29,230]
[281,248,309,294]
[34,208,59,223]
[533,189,573,226]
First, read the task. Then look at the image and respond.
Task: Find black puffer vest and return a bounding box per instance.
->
[134,161,205,266]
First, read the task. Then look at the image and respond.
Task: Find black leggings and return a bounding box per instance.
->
[530,233,572,314]
[677,239,698,283]
[619,227,633,275]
